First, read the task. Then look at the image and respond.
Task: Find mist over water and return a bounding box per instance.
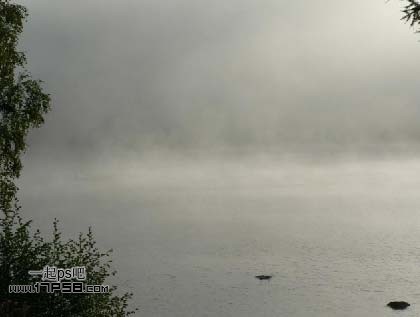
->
[14,0,420,315]
[19,0,420,159]
[17,157,420,316]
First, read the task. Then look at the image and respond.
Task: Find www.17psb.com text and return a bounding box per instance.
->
[9,282,109,294]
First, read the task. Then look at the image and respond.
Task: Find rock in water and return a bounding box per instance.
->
[387,301,410,310]
[255,275,272,281]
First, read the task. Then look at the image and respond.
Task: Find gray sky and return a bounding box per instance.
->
[18,0,420,160]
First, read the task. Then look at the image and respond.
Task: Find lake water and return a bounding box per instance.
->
[19,157,420,316]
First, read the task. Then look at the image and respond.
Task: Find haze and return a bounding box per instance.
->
[18,0,420,160]
[15,1,420,316]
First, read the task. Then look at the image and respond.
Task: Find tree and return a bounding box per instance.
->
[0,1,136,315]
[401,0,420,31]
[0,1,50,214]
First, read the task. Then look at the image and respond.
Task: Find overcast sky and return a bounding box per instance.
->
[18,0,420,161]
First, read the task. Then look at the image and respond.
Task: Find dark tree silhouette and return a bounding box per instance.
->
[0,1,136,315]
[401,0,420,30]
[0,1,50,215]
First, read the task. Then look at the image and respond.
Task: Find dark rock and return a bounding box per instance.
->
[255,275,272,280]
[387,301,410,310]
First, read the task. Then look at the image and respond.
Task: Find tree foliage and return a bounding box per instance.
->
[1,215,136,316]
[401,0,420,31]
[0,1,136,315]
[0,1,50,214]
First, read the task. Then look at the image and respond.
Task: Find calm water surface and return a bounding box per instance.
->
[19,158,420,316]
